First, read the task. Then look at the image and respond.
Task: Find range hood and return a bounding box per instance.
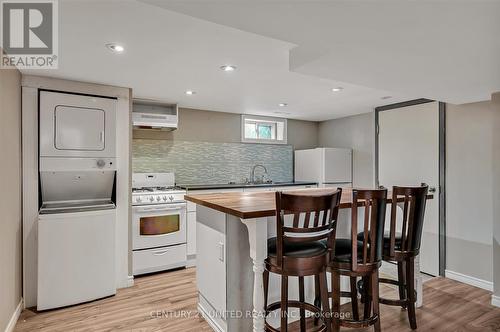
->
[132,100,178,130]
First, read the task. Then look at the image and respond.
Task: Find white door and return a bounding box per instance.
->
[378,101,440,276]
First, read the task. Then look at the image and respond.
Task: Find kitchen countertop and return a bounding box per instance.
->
[184,188,434,219]
[177,181,317,191]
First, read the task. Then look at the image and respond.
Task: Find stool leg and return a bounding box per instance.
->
[319,271,332,332]
[314,274,321,326]
[397,261,407,310]
[281,275,288,332]
[350,276,359,320]
[371,271,381,332]
[264,270,269,313]
[331,271,341,332]
[406,257,417,330]
[298,276,306,332]
[363,276,372,319]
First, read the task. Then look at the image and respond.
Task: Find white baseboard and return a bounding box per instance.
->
[445,270,493,291]
[127,275,135,287]
[197,303,224,332]
[4,298,23,332]
[492,295,500,308]
[116,275,134,289]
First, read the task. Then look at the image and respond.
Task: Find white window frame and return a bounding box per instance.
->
[241,114,287,144]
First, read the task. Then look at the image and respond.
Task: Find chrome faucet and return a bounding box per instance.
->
[250,164,268,184]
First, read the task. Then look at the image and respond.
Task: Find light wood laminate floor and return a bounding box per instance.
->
[14,267,500,331]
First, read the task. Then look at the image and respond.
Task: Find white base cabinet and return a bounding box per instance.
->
[186,185,315,267]
[187,185,317,266]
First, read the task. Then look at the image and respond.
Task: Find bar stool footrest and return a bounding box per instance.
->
[265,300,328,332]
[339,314,379,328]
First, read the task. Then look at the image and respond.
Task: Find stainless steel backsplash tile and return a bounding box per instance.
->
[132,139,293,184]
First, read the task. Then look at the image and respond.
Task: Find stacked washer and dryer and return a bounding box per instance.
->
[37,91,117,310]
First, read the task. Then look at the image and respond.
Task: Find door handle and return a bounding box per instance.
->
[99,131,104,142]
[429,186,437,193]
[218,242,224,262]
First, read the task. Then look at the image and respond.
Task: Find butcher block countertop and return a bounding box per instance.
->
[184,188,433,219]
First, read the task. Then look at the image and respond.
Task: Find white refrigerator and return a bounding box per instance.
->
[294,148,352,187]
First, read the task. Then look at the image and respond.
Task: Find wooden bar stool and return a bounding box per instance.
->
[375,184,429,330]
[264,189,342,332]
[328,188,388,332]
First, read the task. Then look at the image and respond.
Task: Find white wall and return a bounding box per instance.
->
[0,65,23,331]
[446,101,495,283]
[318,112,375,187]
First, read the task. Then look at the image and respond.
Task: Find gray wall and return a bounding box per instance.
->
[134,107,319,150]
[318,112,375,187]
[0,67,22,329]
[446,101,495,282]
[492,92,500,297]
[318,104,498,286]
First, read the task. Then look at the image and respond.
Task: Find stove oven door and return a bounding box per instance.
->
[132,203,186,250]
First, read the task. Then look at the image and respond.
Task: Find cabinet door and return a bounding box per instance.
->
[197,221,226,314]
[55,106,105,151]
[187,212,197,256]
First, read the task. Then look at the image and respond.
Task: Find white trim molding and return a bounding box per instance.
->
[127,275,135,287]
[492,295,500,308]
[197,303,224,332]
[445,270,494,291]
[5,298,23,332]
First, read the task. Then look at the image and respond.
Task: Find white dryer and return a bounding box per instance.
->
[37,91,118,310]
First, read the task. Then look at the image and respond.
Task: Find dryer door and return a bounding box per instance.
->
[55,106,105,151]
[39,91,116,158]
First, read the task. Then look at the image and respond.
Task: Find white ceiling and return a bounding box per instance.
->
[143,0,500,105]
[25,1,500,121]
[22,0,416,121]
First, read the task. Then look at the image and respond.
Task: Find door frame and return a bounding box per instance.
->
[374,99,446,277]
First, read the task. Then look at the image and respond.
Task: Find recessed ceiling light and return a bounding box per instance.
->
[185,90,196,95]
[220,65,236,71]
[105,43,125,54]
[278,103,288,107]
[381,96,392,100]
[331,87,344,92]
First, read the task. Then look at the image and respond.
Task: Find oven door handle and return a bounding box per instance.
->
[135,206,185,213]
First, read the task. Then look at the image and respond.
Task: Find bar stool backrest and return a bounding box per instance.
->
[350,188,388,272]
[275,189,342,268]
[388,184,429,258]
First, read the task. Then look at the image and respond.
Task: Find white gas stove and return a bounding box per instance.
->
[132,186,186,205]
[132,173,186,205]
[131,173,187,275]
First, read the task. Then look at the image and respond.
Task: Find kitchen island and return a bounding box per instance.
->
[185,188,432,332]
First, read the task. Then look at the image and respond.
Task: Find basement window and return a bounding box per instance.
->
[241,115,287,144]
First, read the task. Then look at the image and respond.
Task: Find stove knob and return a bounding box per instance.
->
[169,196,174,201]
[156,196,161,202]
[163,196,168,201]
[136,197,142,203]
[149,197,154,202]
